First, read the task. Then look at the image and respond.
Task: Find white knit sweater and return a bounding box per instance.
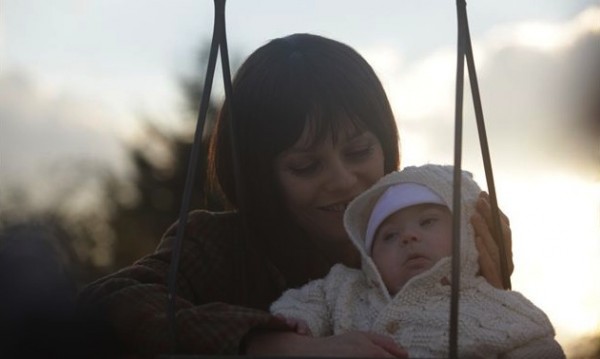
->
[271,164,564,358]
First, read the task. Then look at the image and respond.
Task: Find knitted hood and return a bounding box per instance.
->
[344,164,481,300]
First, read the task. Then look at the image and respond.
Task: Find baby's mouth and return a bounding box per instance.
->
[405,253,428,264]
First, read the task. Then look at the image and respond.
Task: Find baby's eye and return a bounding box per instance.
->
[382,232,399,242]
[420,217,437,227]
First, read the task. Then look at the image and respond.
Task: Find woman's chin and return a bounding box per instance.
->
[325,227,352,244]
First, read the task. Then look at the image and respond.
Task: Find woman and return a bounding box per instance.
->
[78,33,512,357]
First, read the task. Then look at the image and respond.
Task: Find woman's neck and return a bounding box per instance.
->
[312,235,361,269]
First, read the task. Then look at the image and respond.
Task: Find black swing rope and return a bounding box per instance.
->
[450,1,511,357]
[165,0,245,353]
[164,0,511,356]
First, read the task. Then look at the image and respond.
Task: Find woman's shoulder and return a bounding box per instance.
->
[160,209,243,249]
[187,209,240,232]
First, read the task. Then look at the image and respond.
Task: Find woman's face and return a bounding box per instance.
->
[275,123,385,244]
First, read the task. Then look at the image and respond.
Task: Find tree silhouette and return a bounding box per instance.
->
[0,43,227,281]
[107,44,226,269]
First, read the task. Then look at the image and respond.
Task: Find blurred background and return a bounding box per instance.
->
[1,1,599,357]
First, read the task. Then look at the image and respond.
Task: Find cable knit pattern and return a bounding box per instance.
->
[271,164,564,358]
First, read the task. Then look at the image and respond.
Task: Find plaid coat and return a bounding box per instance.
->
[78,210,326,357]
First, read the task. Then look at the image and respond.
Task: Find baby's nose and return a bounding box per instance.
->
[401,231,419,245]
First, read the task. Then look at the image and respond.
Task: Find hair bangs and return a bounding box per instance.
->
[272,58,372,152]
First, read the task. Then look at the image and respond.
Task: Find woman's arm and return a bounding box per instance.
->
[78,211,407,357]
[471,191,514,289]
[245,330,408,358]
[77,257,277,355]
[77,211,282,356]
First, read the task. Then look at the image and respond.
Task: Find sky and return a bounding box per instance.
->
[1,0,599,355]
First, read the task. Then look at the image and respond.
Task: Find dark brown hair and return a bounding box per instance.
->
[208,33,399,238]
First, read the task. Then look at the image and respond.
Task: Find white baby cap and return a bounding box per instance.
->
[364,183,446,254]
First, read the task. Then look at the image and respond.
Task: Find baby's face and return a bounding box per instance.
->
[371,203,452,295]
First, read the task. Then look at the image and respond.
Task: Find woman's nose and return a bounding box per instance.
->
[324,160,357,192]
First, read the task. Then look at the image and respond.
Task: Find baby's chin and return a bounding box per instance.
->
[389,265,435,295]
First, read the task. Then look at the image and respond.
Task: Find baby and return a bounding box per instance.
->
[271,164,564,358]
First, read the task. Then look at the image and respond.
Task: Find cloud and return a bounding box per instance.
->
[482,5,600,53]
[383,5,600,179]
[0,70,130,209]
[476,31,599,176]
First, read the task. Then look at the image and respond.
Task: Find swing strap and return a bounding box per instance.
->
[165,0,240,353]
[450,1,511,358]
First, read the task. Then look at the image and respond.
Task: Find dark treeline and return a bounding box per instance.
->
[1,44,225,285]
[0,44,226,357]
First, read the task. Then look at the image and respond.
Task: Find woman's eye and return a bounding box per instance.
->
[289,161,320,176]
[346,145,373,160]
